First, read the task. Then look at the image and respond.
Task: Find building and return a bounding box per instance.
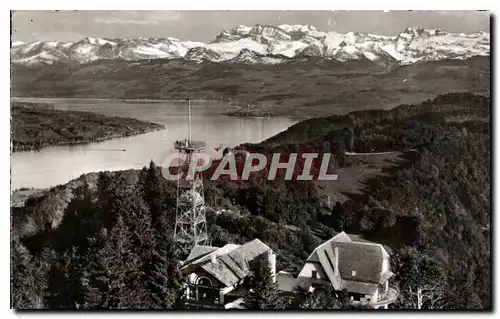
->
[277,232,399,309]
[181,239,276,309]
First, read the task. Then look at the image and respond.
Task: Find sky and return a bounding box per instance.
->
[11,10,490,43]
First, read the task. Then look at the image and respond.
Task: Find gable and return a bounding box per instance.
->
[297,261,327,279]
[305,231,352,264]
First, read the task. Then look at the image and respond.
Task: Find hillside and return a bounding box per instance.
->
[11,56,490,118]
[11,92,491,309]
[11,102,164,152]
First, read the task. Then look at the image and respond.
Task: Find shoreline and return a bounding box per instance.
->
[11,96,232,104]
[12,95,304,121]
[12,125,165,153]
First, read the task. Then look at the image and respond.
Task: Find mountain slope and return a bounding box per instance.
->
[11,55,490,118]
[11,25,490,66]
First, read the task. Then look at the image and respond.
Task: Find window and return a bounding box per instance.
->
[197,276,212,287]
[311,270,318,279]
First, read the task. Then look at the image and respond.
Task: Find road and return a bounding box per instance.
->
[345,151,401,156]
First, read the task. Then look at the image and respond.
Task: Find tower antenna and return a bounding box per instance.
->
[173,97,209,251]
[188,98,191,142]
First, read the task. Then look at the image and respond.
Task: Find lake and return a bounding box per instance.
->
[11,98,297,189]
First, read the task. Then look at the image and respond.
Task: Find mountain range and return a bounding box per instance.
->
[11,24,490,66]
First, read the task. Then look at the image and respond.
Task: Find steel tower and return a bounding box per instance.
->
[173,98,209,250]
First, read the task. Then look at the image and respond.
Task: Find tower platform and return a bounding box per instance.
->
[174,140,206,151]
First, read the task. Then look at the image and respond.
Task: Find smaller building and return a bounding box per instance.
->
[277,232,399,309]
[181,239,276,309]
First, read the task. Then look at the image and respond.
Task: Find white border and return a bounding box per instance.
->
[3,2,497,319]
[6,2,499,10]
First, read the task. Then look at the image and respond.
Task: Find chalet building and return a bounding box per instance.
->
[181,239,276,309]
[277,232,399,309]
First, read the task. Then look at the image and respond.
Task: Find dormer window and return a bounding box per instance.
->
[312,270,318,278]
[351,270,356,277]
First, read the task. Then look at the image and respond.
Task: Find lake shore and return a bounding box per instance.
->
[11,102,165,152]
[12,126,165,152]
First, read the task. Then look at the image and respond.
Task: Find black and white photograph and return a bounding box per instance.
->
[9,9,491,311]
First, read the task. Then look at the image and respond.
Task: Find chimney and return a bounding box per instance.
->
[267,249,276,283]
[241,251,246,270]
[211,254,217,264]
[334,247,340,276]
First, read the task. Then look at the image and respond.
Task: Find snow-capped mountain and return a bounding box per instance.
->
[11,25,490,66]
[228,49,290,64]
[184,47,222,63]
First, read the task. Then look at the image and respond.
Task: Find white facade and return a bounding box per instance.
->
[298,262,327,280]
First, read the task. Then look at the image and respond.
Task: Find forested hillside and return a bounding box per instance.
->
[11,92,490,309]
[11,102,164,152]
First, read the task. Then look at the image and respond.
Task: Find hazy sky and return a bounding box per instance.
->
[12,10,490,43]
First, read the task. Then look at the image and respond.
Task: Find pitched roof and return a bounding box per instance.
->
[342,280,379,295]
[336,241,384,283]
[347,233,377,244]
[183,239,272,288]
[202,257,241,287]
[347,234,393,255]
[185,245,218,264]
[304,232,393,290]
[306,231,352,263]
[185,244,240,267]
[232,238,270,261]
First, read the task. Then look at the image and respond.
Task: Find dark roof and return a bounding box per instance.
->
[304,232,393,291]
[335,241,383,283]
[183,239,272,288]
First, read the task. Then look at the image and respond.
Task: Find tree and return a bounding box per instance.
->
[11,240,49,309]
[44,246,86,309]
[85,212,151,309]
[298,285,343,310]
[141,161,165,231]
[392,246,448,309]
[330,202,348,231]
[148,234,184,309]
[244,257,286,310]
